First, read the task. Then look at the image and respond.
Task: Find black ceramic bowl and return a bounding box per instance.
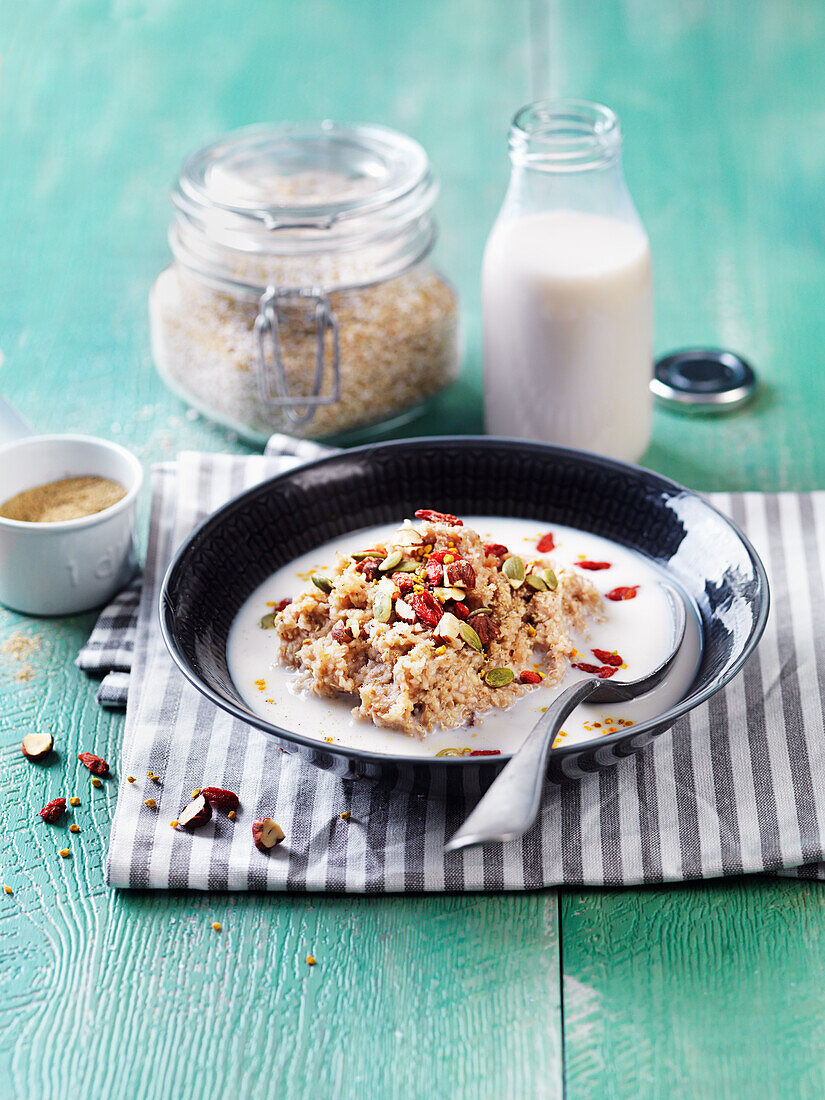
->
[160,437,769,791]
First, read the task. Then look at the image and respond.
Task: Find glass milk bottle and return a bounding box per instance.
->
[482,101,653,462]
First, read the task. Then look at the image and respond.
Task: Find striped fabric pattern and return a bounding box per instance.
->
[76,435,337,707]
[74,577,141,707]
[99,451,825,889]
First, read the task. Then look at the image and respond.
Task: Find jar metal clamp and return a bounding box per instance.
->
[254,286,341,427]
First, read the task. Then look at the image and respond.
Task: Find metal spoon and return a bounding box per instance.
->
[0,396,33,445]
[445,582,687,853]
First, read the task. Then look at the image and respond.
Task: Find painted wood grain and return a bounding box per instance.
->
[2,0,825,1096]
[0,606,563,1099]
[549,1,825,1096]
[562,881,825,1099]
[0,2,562,1098]
[550,0,825,494]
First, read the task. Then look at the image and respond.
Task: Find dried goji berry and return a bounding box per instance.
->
[605,585,640,601]
[77,752,109,776]
[201,786,240,811]
[536,533,555,553]
[468,749,501,756]
[592,649,623,666]
[39,797,66,823]
[274,597,292,613]
[577,561,611,571]
[425,557,444,586]
[414,509,463,527]
[391,572,415,594]
[450,601,469,620]
[572,661,617,679]
[408,591,443,627]
[427,549,451,564]
[445,560,475,589]
[519,670,543,684]
[483,543,509,559]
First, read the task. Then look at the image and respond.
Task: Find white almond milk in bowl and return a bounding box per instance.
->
[482,101,653,463]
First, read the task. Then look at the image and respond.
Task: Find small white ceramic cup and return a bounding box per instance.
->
[0,433,143,615]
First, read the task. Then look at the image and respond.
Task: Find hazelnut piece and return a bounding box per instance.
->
[21,732,54,761]
[434,611,461,641]
[330,620,353,644]
[178,794,212,830]
[394,598,416,624]
[445,560,476,589]
[471,613,501,647]
[252,818,285,852]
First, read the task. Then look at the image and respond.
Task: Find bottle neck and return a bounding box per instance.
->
[503,100,640,225]
[509,99,621,170]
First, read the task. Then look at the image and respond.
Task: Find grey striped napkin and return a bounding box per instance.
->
[76,434,335,707]
[83,449,825,889]
[75,578,141,706]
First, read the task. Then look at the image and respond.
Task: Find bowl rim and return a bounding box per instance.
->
[159,436,771,767]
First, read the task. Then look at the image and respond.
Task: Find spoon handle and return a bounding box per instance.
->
[445,677,601,852]
[0,397,33,446]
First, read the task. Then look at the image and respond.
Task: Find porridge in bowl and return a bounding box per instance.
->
[228,510,702,757]
[274,509,602,736]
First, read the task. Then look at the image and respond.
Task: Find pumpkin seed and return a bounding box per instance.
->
[311,574,333,594]
[379,549,403,572]
[458,621,483,652]
[541,568,558,590]
[525,573,548,591]
[502,555,525,588]
[373,590,393,623]
[351,550,382,561]
[374,589,391,624]
[258,612,278,629]
[484,667,515,688]
[395,559,420,572]
[468,606,493,618]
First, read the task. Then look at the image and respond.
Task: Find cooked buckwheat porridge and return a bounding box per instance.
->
[227,510,702,757]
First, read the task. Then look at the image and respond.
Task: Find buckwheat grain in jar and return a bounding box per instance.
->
[149,122,460,443]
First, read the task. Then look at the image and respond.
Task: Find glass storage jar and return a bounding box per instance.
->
[150,122,460,443]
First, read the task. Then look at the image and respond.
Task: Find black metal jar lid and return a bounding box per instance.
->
[651,349,757,413]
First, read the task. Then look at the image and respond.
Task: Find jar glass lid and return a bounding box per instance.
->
[169,121,439,294]
[174,121,434,232]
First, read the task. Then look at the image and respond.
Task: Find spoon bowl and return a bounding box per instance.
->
[445,583,688,852]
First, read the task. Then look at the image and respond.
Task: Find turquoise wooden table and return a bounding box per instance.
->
[2,2,825,1096]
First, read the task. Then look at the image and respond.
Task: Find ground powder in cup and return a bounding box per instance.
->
[0,476,126,522]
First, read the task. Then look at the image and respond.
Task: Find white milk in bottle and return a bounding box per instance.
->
[483,102,654,463]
